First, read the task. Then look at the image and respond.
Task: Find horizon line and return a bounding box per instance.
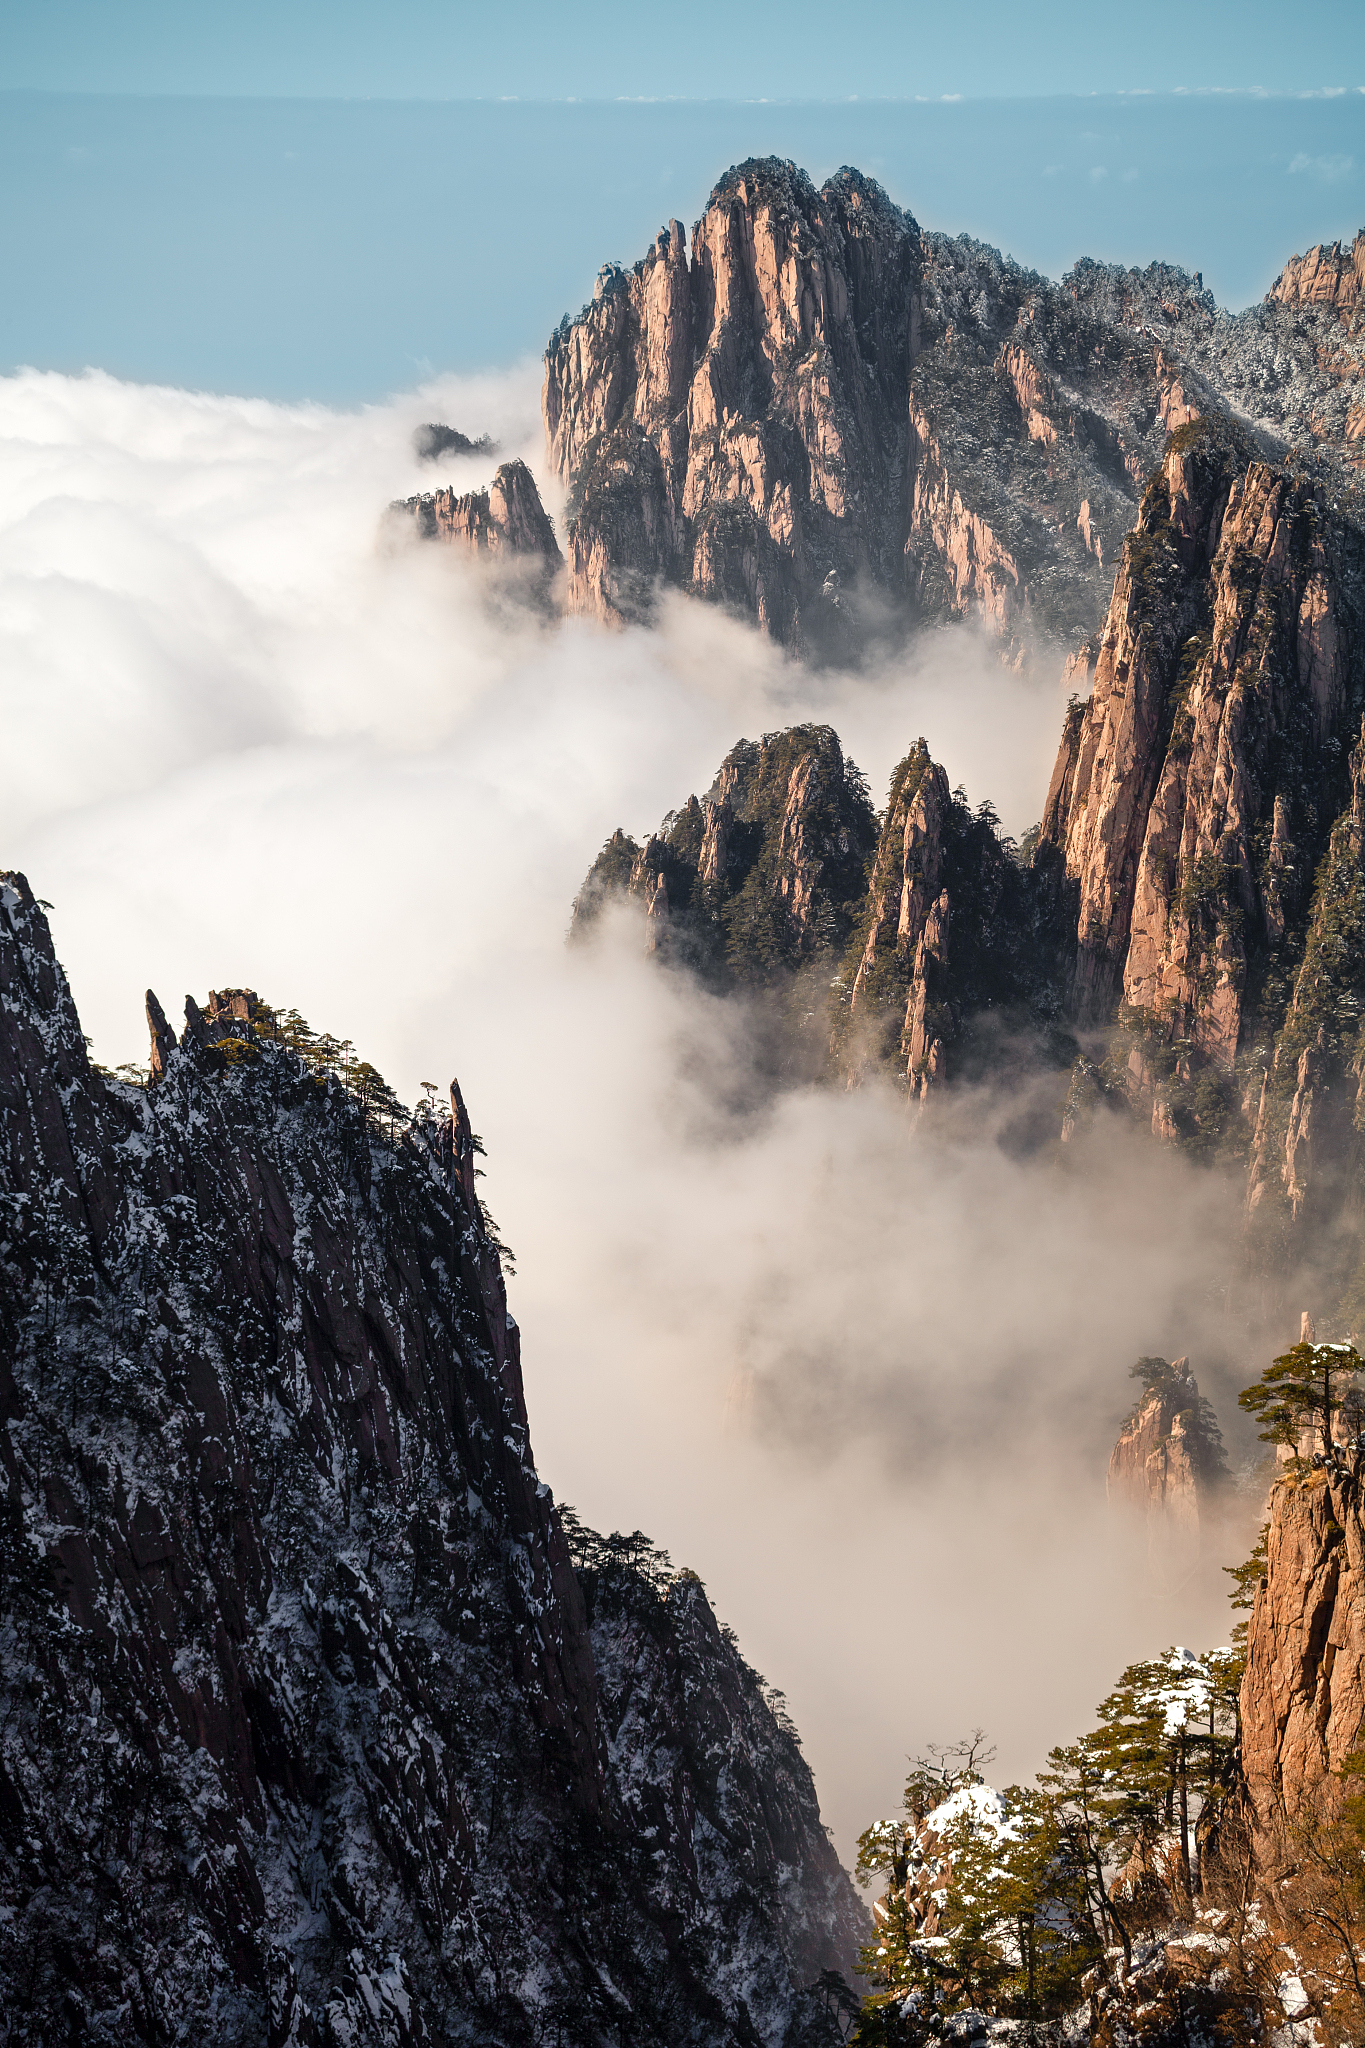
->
[1,85,1362,106]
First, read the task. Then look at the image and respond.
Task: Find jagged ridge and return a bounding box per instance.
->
[572,725,1074,1098]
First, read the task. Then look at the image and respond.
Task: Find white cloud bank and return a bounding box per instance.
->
[1,365,1263,1858]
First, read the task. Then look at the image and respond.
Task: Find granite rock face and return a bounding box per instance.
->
[571,724,879,993]
[898,243,1221,655]
[1242,717,1365,1268]
[544,162,923,654]
[847,745,954,1094]
[545,171,1365,659]
[1239,1458,1365,1871]
[838,741,1072,1094]
[575,1540,862,2039]
[542,159,1187,657]
[1106,1359,1225,1591]
[1037,417,1365,1174]
[1269,230,1365,312]
[573,726,1073,1097]
[392,458,562,567]
[0,873,861,2046]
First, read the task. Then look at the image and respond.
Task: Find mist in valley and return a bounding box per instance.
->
[1,361,1280,1858]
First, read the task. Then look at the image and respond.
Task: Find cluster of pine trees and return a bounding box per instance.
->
[246,998,416,1139]
[853,1647,1242,2040]
[851,1338,1365,2044]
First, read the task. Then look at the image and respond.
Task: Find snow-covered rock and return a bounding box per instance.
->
[0,872,862,2044]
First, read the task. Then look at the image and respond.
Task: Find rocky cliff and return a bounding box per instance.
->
[1242,721,1365,1286]
[542,159,1195,658]
[1037,415,1365,1184]
[1238,1452,1365,1874]
[1270,229,1365,314]
[836,741,1073,1093]
[544,162,922,655]
[391,458,562,569]
[898,240,1218,655]
[1106,1358,1225,1591]
[0,873,862,2045]
[543,167,1362,661]
[571,724,879,997]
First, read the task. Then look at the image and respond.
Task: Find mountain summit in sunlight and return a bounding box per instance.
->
[536,158,1364,666]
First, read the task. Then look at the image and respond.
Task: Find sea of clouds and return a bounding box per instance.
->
[2,362,1265,1854]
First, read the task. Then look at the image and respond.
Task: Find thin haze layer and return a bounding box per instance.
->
[1,364,1263,1855]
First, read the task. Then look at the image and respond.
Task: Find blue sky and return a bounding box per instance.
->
[5,0,1365,100]
[1,3,1362,401]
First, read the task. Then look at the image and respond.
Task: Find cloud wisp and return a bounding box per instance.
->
[1288,150,1356,181]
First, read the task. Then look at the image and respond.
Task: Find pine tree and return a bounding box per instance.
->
[1224,1524,1270,1658]
[1038,1729,1148,1967]
[854,1805,922,2025]
[852,1736,1101,2036]
[1238,1340,1364,1458]
[1096,1649,1240,1901]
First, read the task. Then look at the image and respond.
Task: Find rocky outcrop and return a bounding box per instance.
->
[839,743,954,1090]
[1239,1457,1365,1870]
[412,423,499,463]
[573,726,1074,1094]
[837,742,1075,1093]
[1106,1359,1224,1590]
[0,873,861,2044]
[1037,416,1365,1163]
[543,162,1210,658]
[571,724,879,994]
[1269,231,1365,312]
[896,245,1221,654]
[544,162,922,654]
[903,391,1028,639]
[392,457,562,566]
[870,1779,1013,1943]
[574,1537,865,2034]
[1241,723,1365,1277]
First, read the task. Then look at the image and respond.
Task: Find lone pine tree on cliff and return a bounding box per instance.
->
[1238,1338,1365,1458]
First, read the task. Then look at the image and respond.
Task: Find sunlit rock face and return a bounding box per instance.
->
[391,456,563,564]
[1239,1458,1365,1872]
[541,154,1171,660]
[544,170,1365,666]
[0,872,862,2046]
[543,160,924,658]
[1036,417,1365,1229]
[1269,230,1365,312]
[571,722,1073,1097]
